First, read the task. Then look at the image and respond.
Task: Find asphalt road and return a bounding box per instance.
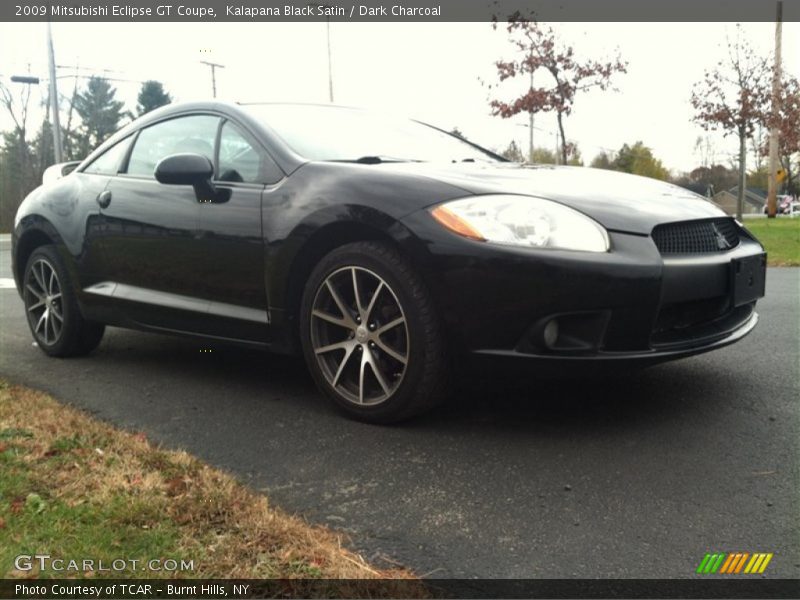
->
[1,238,798,579]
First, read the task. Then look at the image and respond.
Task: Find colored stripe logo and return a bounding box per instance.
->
[696,552,773,574]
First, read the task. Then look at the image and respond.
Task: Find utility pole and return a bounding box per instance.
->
[528,66,534,162]
[46,21,63,163]
[200,60,225,98]
[554,128,560,165]
[309,4,335,102]
[737,127,746,221]
[767,0,783,219]
[325,16,333,102]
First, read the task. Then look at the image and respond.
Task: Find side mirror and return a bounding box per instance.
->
[155,153,226,203]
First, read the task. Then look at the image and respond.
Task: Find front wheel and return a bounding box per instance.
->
[23,245,105,357]
[300,241,449,423]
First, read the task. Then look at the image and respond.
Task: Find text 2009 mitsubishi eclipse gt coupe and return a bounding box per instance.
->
[12,102,767,422]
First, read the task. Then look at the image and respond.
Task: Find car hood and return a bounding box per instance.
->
[381,162,726,234]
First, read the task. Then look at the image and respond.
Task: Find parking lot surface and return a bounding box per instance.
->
[1,241,798,578]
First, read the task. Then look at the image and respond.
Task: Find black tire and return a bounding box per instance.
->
[300,241,448,423]
[22,245,105,357]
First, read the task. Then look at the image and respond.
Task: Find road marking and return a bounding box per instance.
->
[0,278,17,289]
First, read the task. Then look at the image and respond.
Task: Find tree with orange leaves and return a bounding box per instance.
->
[487,14,627,165]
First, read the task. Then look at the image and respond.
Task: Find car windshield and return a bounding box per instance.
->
[243,104,499,163]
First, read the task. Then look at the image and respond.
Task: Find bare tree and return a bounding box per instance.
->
[0,79,33,141]
[0,79,35,205]
[0,78,36,229]
[691,27,771,219]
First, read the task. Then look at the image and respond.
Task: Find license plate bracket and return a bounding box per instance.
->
[731,253,767,307]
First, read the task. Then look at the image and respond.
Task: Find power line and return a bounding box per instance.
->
[517,121,617,155]
[56,64,125,74]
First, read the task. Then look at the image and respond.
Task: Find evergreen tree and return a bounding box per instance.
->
[73,77,126,154]
[137,80,172,116]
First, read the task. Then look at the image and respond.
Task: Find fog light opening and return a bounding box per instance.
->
[543,319,559,349]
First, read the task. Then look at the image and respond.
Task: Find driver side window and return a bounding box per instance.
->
[126,115,219,178]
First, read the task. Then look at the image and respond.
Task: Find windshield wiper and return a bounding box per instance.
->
[332,156,422,165]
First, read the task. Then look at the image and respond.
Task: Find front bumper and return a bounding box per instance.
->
[474,311,758,369]
[399,213,765,365]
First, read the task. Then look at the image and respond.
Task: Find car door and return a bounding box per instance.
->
[68,135,134,298]
[96,114,220,331]
[191,119,283,342]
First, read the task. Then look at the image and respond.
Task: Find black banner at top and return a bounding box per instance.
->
[2,0,800,22]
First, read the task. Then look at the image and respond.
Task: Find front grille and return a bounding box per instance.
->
[652,218,740,254]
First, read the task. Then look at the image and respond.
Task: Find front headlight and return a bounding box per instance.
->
[430,194,610,253]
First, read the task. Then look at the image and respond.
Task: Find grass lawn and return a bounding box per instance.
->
[0,380,421,592]
[743,218,800,267]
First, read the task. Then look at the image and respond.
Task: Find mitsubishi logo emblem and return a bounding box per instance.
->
[712,223,731,250]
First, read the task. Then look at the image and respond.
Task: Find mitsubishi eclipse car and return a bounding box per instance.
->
[12,102,767,422]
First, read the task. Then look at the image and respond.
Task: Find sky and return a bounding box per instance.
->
[0,21,798,173]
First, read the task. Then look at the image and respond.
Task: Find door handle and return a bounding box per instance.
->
[96,190,112,209]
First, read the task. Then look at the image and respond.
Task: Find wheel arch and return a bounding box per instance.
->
[275,216,426,353]
[13,222,61,294]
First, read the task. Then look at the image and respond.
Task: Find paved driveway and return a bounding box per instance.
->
[1,241,798,578]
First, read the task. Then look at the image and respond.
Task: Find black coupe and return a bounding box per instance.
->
[12,102,767,422]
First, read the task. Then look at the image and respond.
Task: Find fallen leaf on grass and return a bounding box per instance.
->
[26,493,47,514]
[165,476,191,497]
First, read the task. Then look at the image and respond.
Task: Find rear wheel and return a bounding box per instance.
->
[23,245,105,357]
[300,241,448,423]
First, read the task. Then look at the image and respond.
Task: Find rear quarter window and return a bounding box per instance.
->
[82,136,133,175]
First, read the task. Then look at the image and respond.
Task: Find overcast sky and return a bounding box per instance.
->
[1,21,798,172]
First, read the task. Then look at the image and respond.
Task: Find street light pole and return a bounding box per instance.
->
[46,21,63,163]
[767,0,783,219]
[9,74,38,191]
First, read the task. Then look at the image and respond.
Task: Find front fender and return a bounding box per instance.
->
[12,214,67,294]
[12,174,106,296]
[265,203,415,310]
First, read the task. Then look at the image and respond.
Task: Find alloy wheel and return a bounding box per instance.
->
[24,258,64,346]
[310,266,409,406]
